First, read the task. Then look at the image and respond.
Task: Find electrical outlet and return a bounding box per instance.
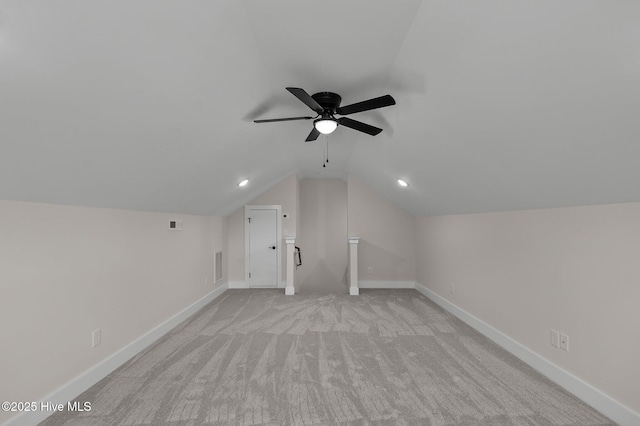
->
[367,266,373,274]
[560,333,569,351]
[92,329,101,348]
[550,329,560,348]
[450,283,455,294]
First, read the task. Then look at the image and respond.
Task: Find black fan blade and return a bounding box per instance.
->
[336,94,396,115]
[337,117,383,136]
[254,116,313,123]
[287,87,324,114]
[305,127,320,142]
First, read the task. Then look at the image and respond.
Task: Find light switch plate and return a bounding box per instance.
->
[92,329,101,348]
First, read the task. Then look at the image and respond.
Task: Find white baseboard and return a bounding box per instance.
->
[230,282,281,289]
[4,283,228,426]
[358,280,416,289]
[349,287,359,295]
[414,283,640,426]
[285,287,295,296]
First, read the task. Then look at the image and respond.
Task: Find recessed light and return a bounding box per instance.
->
[238,179,249,187]
[397,179,409,187]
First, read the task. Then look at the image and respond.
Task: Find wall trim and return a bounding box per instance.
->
[414,283,640,426]
[229,281,280,290]
[5,283,228,426]
[359,281,416,289]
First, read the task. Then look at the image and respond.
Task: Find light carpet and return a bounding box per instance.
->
[41,289,614,425]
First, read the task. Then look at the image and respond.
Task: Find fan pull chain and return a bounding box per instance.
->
[322,135,327,168]
[326,135,329,164]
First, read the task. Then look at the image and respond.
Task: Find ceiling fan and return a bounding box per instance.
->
[254,87,396,142]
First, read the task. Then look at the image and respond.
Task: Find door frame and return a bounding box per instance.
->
[244,205,282,288]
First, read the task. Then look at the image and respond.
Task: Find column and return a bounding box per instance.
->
[285,236,296,295]
[348,237,360,295]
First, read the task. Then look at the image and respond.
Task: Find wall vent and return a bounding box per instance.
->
[168,219,183,231]
[214,251,223,283]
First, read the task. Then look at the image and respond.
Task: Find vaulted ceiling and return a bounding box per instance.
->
[1,1,639,216]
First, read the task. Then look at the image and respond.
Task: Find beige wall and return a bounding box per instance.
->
[227,207,245,283]
[415,203,640,414]
[348,175,416,283]
[0,200,226,425]
[226,174,299,283]
[296,178,348,293]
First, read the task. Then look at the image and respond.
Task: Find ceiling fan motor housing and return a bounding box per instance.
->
[311,92,342,114]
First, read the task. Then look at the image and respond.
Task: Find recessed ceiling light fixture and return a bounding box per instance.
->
[397,179,409,187]
[238,179,249,187]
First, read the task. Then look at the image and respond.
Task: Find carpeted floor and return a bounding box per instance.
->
[41,289,614,425]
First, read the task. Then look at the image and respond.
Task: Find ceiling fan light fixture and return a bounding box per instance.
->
[254,88,395,141]
[314,118,338,135]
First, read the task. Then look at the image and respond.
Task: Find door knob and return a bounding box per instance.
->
[269,246,276,250]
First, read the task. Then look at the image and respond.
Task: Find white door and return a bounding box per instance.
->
[246,207,280,288]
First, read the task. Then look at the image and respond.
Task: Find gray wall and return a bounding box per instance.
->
[296,178,348,293]
[0,200,226,425]
[415,202,640,415]
[348,175,416,284]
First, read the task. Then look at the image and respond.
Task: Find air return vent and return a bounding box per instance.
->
[168,219,183,231]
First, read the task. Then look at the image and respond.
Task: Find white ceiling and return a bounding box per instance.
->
[1,1,639,216]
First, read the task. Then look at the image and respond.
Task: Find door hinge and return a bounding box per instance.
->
[249,272,251,278]
[248,217,251,223]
